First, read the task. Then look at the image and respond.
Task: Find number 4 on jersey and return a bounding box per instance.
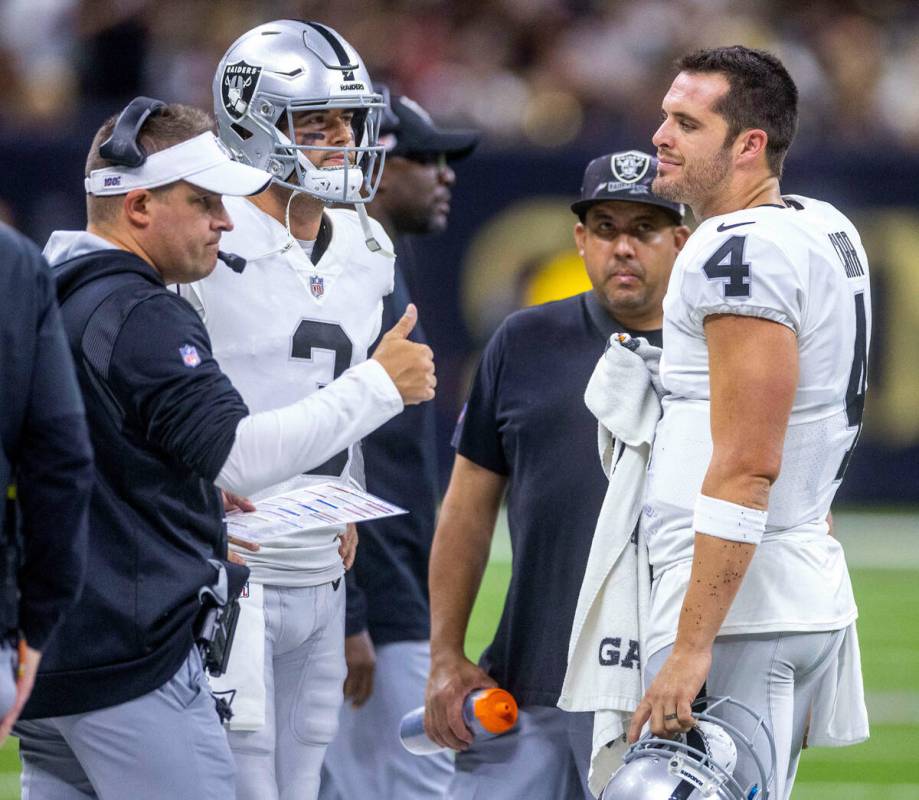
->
[703,235,751,298]
[835,292,868,481]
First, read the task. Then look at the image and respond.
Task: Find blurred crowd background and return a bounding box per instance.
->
[2,0,919,149]
[1,0,917,504]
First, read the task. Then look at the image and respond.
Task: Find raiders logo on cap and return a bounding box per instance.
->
[222,60,262,120]
[611,151,651,184]
[571,150,685,222]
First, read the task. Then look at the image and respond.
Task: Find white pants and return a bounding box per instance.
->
[645,629,846,800]
[229,582,346,800]
[319,640,453,799]
[448,705,594,800]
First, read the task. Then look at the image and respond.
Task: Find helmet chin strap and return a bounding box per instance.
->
[357,203,393,258]
[275,129,365,203]
[282,184,392,259]
[275,130,392,258]
[284,189,303,247]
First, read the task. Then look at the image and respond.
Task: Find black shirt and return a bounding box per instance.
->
[347,260,438,644]
[23,247,249,719]
[454,291,662,706]
[0,224,92,650]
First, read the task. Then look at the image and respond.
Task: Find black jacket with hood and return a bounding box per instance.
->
[22,231,248,719]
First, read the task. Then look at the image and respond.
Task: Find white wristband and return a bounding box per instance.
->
[692,494,767,545]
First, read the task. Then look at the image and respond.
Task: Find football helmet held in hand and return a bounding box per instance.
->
[601,697,776,800]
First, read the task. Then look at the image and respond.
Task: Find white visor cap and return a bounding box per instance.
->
[85,132,271,197]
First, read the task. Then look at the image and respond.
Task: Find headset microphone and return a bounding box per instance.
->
[218,250,247,273]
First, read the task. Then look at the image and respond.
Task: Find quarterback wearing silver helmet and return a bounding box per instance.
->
[186,17,437,800]
[213,19,385,204]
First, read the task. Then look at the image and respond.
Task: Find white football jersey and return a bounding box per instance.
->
[643,196,869,657]
[183,196,394,586]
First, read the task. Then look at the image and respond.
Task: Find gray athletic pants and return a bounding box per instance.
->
[318,640,453,799]
[645,629,846,800]
[447,705,594,800]
[15,648,235,799]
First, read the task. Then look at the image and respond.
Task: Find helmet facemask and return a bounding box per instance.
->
[231,92,384,204]
[270,98,385,203]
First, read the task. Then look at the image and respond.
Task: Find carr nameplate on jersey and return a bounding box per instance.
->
[828,231,866,278]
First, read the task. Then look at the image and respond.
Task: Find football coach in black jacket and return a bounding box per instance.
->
[12,101,270,800]
[0,223,93,744]
[15,97,428,800]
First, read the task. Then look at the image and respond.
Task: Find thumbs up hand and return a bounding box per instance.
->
[385,302,418,340]
[372,303,436,405]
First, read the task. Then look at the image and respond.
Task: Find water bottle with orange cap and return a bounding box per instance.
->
[399,687,518,755]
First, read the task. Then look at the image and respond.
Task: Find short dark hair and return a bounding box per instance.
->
[677,46,798,176]
[85,104,214,224]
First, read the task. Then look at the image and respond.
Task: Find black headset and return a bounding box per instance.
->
[99,97,167,168]
[100,96,247,273]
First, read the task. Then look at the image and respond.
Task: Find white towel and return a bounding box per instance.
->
[208,581,267,730]
[808,621,870,747]
[558,335,661,797]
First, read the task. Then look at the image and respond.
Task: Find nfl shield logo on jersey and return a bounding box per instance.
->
[179,344,201,368]
[310,275,325,298]
[611,151,651,184]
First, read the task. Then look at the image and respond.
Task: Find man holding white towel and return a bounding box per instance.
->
[425,151,688,799]
[631,46,870,800]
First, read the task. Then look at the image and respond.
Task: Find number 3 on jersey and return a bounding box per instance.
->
[290,319,354,477]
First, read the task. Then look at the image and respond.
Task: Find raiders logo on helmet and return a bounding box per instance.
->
[611,151,651,184]
[222,60,262,120]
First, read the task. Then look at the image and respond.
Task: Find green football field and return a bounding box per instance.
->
[465,509,919,800]
[0,510,916,798]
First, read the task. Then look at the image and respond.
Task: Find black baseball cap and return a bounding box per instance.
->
[571,150,684,223]
[378,87,480,161]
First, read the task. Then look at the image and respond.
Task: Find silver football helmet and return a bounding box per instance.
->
[213,19,384,203]
[601,697,776,800]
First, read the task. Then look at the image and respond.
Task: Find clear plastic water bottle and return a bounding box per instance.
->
[399,687,518,755]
